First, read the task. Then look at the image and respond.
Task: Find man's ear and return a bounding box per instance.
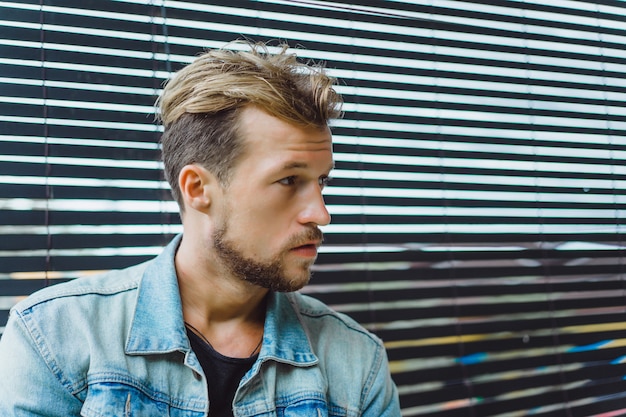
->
[178,164,218,213]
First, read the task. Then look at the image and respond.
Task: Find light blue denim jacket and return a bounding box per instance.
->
[0,235,400,416]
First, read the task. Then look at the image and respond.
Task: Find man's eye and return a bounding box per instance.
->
[278,176,296,185]
[319,176,331,188]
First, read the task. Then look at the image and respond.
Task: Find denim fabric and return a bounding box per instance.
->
[0,235,400,416]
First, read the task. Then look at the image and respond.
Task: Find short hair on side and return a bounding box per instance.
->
[156,40,344,210]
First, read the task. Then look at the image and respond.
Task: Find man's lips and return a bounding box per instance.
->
[290,241,321,257]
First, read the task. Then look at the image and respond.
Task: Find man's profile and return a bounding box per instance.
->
[0,41,401,416]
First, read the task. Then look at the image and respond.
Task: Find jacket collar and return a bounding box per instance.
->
[259,292,318,366]
[125,234,318,367]
[126,234,188,355]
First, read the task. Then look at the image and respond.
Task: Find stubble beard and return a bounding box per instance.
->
[213,223,323,293]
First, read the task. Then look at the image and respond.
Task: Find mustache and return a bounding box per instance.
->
[289,228,324,248]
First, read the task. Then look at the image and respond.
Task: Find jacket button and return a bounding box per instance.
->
[193,370,202,380]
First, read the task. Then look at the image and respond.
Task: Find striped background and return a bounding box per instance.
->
[2,1,626,415]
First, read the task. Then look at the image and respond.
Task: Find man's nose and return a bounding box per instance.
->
[299,188,331,226]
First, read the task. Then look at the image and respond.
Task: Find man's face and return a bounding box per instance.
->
[211,106,333,292]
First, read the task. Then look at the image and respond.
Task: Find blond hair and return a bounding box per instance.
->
[157,41,342,209]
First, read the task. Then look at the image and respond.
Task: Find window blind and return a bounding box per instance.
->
[2,1,626,415]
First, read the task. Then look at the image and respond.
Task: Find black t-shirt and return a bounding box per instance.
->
[186,328,258,417]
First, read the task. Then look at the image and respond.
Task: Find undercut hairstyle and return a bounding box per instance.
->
[156,41,343,210]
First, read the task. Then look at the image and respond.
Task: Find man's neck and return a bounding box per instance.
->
[175,235,268,358]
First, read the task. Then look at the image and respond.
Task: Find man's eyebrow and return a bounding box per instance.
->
[282,162,308,170]
[281,162,335,171]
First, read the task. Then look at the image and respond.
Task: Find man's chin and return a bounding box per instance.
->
[266,271,312,293]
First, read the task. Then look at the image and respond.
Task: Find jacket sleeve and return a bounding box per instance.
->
[0,309,83,416]
[361,343,402,417]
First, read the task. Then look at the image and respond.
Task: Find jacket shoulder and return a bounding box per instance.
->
[11,261,148,314]
[280,292,396,413]
[285,292,383,347]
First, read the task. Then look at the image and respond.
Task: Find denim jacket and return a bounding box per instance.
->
[0,235,400,416]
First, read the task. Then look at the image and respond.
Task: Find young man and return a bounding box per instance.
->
[0,42,401,416]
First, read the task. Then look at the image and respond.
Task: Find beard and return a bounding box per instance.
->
[213,223,323,292]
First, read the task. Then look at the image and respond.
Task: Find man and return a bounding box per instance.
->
[0,41,400,416]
